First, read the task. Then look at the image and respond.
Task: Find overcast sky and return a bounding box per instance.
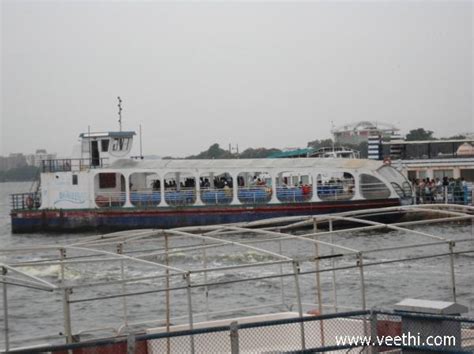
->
[1,0,473,157]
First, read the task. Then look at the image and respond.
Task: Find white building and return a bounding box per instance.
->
[332,121,399,145]
[26,149,57,167]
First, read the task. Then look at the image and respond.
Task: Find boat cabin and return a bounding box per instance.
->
[79,131,136,166]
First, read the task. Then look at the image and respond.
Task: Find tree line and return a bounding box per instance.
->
[1,128,468,181]
[0,166,40,182]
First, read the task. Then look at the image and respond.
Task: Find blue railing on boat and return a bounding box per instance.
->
[317,184,355,201]
[237,187,272,204]
[130,191,161,207]
[276,187,312,202]
[201,189,233,205]
[165,189,196,206]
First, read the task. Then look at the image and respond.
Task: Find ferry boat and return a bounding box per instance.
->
[10,130,413,233]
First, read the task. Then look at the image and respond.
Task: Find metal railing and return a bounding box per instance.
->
[1,205,474,353]
[276,186,313,202]
[41,158,108,173]
[10,192,41,210]
[164,188,197,206]
[130,190,161,207]
[317,184,355,201]
[237,186,272,204]
[415,184,473,205]
[95,191,126,207]
[9,310,474,353]
[200,188,233,205]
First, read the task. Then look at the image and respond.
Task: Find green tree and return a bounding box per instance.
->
[443,134,466,140]
[406,128,434,141]
[187,143,234,159]
[239,148,281,159]
[0,166,40,182]
[307,138,335,149]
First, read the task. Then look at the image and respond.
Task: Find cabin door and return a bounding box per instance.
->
[91,141,100,167]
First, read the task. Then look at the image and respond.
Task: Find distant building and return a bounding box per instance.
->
[26,149,57,167]
[382,138,474,182]
[332,121,400,145]
[0,153,28,170]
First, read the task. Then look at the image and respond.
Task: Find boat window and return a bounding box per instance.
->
[200,172,233,205]
[99,173,116,188]
[101,139,110,152]
[276,172,312,203]
[72,175,78,185]
[164,172,196,206]
[129,172,161,207]
[317,172,355,201]
[237,172,271,204]
[81,139,90,153]
[112,138,130,151]
[359,174,391,199]
[94,173,126,208]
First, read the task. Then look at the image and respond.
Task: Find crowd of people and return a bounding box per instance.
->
[411,177,471,204]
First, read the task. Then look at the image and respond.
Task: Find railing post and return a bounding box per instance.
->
[292,261,306,350]
[62,287,73,344]
[313,218,325,347]
[2,267,9,352]
[185,273,195,354]
[202,239,210,321]
[278,237,285,306]
[357,252,368,339]
[117,243,128,330]
[329,219,338,312]
[357,253,366,311]
[370,310,378,354]
[127,332,136,354]
[59,247,73,345]
[229,321,240,354]
[449,241,457,302]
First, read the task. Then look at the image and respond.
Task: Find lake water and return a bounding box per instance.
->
[0,181,473,348]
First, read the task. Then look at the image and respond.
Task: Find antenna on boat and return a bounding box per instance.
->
[331,120,335,156]
[117,96,123,132]
[139,124,144,159]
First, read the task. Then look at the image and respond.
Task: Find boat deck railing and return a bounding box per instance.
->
[1,204,474,352]
[10,192,41,211]
[41,158,109,173]
[95,191,127,207]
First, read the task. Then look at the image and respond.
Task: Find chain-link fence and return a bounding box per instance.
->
[7,309,474,354]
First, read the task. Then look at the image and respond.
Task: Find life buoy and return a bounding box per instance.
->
[95,195,109,208]
[25,196,34,209]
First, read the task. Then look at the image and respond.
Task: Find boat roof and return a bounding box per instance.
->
[79,131,136,139]
[110,157,384,171]
[267,148,313,158]
[383,138,474,145]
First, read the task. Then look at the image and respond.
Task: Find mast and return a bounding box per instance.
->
[117,96,123,132]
